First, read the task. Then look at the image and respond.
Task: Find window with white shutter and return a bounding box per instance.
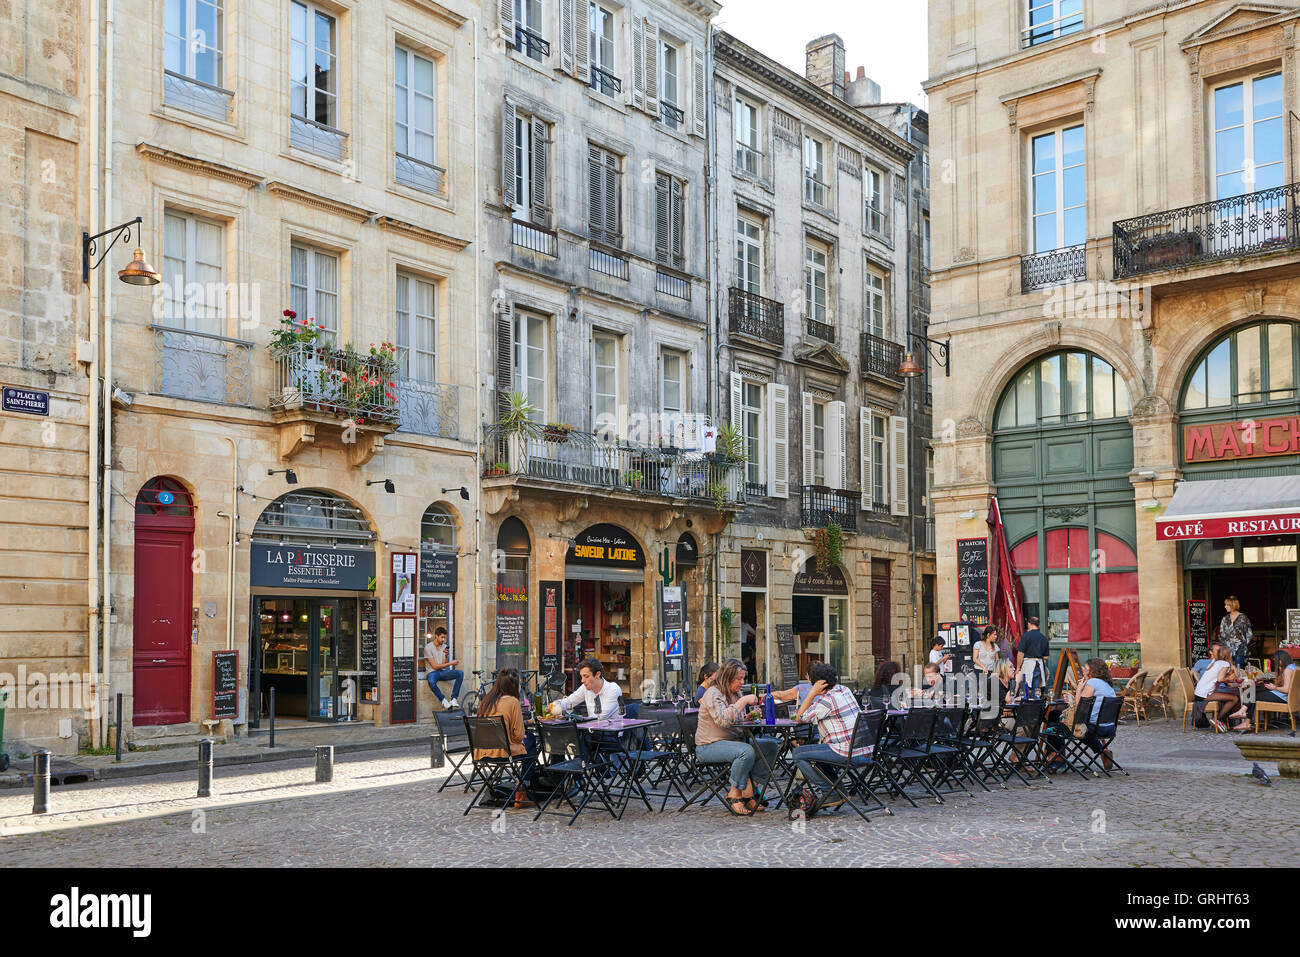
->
[512,0,548,61]
[587,3,618,96]
[767,382,789,498]
[588,144,622,247]
[801,392,814,487]
[504,105,552,228]
[890,414,909,516]
[859,407,872,510]
[871,412,888,508]
[741,380,765,492]
[828,400,847,490]
[692,46,706,137]
[655,172,685,270]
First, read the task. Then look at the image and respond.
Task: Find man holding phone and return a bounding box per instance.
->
[424,627,462,710]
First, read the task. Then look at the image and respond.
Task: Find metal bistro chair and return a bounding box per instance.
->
[995,700,1052,784]
[532,720,618,826]
[797,709,893,822]
[962,707,1031,788]
[433,709,473,793]
[677,712,748,815]
[877,707,946,805]
[462,715,533,816]
[1062,695,1127,777]
[930,704,984,794]
[622,709,692,811]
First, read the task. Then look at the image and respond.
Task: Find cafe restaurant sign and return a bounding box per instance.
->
[566,524,644,568]
[1184,415,1300,464]
[1156,511,1300,541]
[250,543,376,590]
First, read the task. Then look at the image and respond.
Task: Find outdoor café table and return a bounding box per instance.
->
[732,718,805,810]
[578,717,662,819]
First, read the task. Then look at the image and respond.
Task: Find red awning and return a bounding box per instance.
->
[1155,476,1300,541]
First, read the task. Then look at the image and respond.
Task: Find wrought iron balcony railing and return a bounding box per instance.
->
[860,332,903,381]
[269,342,400,426]
[800,485,858,532]
[1113,182,1300,279]
[589,244,629,280]
[804,174,830,208]
[728,287,784,346]
[395,379,461,440]
[865,205,890,238]
[483,422,745,509]
[659,101,685,128]
[589,66,621,97]
[1021,243,1087,292]
[514,25,550,60]
[806,317,835,342]
[151,325,252,406]
[735,143,760,176]
[513,218,558,257]
[656,267,691,300]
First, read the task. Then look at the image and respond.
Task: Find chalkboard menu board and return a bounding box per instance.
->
[496,568,528,670]
[391,618,416,723]
[539,581,561,677]
[360,599,379,701]
[1186,599,1209,665]
[212,650,238,721]
[956,538,990,626]
[776,624,798,688]
[1287,608,1300,645]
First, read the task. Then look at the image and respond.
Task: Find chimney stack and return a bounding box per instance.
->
[806,34,846,99]
[846,66,881,108]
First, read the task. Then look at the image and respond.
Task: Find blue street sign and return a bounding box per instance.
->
[665,629,682,658]
[2,387,49,416]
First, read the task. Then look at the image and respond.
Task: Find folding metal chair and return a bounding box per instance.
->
[433,709,473,793]
[929,705,981,794]
[1063,696,1127,777]
[621,709,692,811]
[797,709,893,821]
[462,716,533,816]
[676,713,748,815]
[532,720,618,826]
[995,700,1052,784]
[878,707,947,805]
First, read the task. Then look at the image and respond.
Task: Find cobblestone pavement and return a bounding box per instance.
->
[1,723,1295,867]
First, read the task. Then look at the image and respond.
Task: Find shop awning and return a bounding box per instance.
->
[1155,476,1300,541]
[564,565,645,584]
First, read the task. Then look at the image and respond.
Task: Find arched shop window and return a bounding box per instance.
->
[254,489,374,547]
[1010,529,1139,644]
[421,504,457,551]
[996,351,1131,428]
[1180,320,1298,411]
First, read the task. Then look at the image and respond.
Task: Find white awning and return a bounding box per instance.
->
[1156,476,1300,541]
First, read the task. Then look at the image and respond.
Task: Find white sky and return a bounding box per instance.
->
[713,0,928,108]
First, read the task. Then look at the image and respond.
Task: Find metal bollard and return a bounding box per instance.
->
[32,749,51,814]
[197,738,214,798]
[315,745,333,783]
[430,734,444,769]
[268,687,275,749]
[115,693,124,763]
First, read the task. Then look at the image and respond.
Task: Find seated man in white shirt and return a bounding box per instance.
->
[551,657,623,719]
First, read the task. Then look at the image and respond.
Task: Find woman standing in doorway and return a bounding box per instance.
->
[1219,596,1253,669]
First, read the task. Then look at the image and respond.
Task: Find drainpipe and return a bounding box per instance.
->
[471,15,484,675]
[87,0,103,749]
[99,0,118,745]
[706,22,722,671]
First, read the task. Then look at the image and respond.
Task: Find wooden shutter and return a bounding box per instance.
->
[801,392,814,487]
[692,46,706,137]
[603,150,620,245]
[499,0,515,47]
[631,17,646,112]
[559,0,576,75]
[860,407,872,510]
[729,372,743,432]
[643,19,659,115]
[530,116,551,227]
[573,0,590,81]
[494,300,514,418]
[654,173,670,266]
[890,414,909,516]
[670,176,684,270]
[827,401,846,490]
[501,99,517,209]
[587,145,604,240]
[768,382,789,498]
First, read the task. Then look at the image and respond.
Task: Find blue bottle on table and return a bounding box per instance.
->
[763,683,775,725]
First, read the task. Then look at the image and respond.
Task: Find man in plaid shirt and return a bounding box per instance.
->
[790,662,869,812]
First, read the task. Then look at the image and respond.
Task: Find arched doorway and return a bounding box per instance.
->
[251,490,376,723]
[792,558,851,680]
[992,350,1137,659]
[133,477,195,726]
[1177,320,1300,659]
[418,503,459,663]
[564,523,645,689]
[494,517,531,673]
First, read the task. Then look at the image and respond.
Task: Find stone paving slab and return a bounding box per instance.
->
[0,722,1294,867]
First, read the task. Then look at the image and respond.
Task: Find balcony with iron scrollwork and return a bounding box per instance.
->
[806,317,835,342]
[395,379,462,441]
[800,485,859,532]
[727,287,784,347]
[1021,243,1087,293]
[1113,182,1300,279]
[860,332,903,383]
[151,325,252,406]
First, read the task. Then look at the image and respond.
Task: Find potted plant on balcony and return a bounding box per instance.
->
[710,424,745,466]
[497,392,539,473]
[543,422,576,443]
[270,309,325,409]
[624,469,644,489]
[484,461,510,478]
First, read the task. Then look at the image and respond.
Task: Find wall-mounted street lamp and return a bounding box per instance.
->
[368,478,396,494]
[268,468,299,484]
[897,332,952,378]
[442,486,471,501]
[83,216,160,286]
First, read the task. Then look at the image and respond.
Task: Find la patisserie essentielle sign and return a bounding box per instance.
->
[250,543,376,589]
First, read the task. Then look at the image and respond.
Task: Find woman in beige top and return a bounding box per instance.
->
[696,658,781,815]
[474,668,530,760]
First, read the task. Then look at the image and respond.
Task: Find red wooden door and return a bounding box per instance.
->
[871,560,891,660]
[133,482,194,726]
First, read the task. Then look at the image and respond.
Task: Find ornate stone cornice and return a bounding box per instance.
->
[264,181,374,223]
[715,32,914,164]
[135,142,264,188]
[375,215,471,252]
[1180,3,1300,49]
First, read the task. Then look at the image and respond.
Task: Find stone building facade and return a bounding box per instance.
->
[52,0,480,752]
[713,32,934,688]
[0,1,93,755]
[477,0,726,698]
[927,1,1300,674]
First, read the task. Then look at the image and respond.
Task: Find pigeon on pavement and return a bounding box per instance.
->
[1251,763,1271,786]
